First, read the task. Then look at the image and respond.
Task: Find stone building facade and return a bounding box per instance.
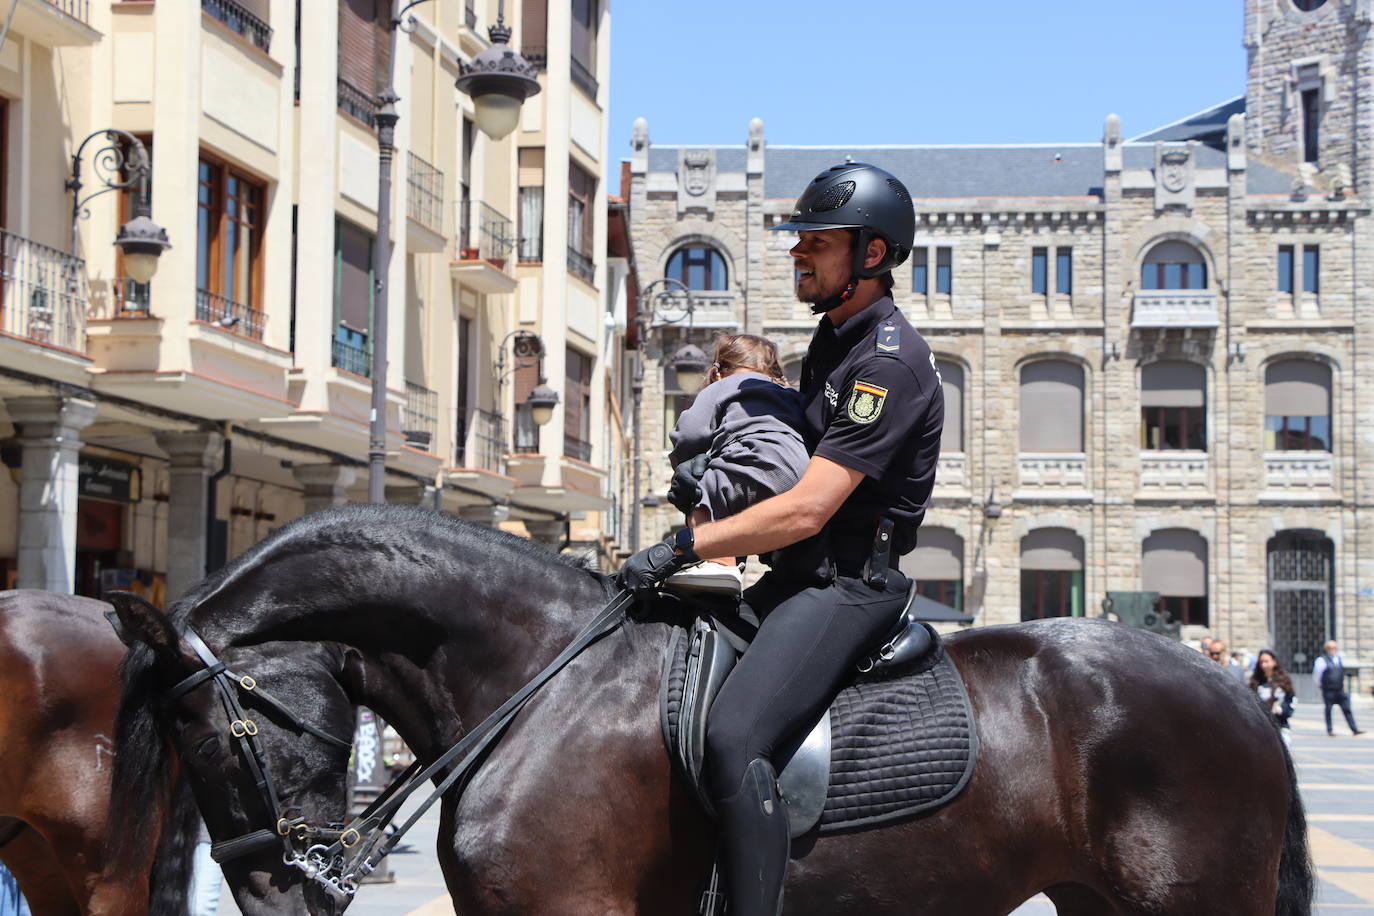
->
[626,0,1374,688]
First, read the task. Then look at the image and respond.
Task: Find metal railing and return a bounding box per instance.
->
[111,277,151,317]
[196,289,265,340]
[563,434,593,463]
[331,337,371,377]
[464,1,477,29]
[44,0,90,24]
[571,56,598,97]
[458,199,516,264]
[513,405,539,453]
[406,151,444,232]
[522,44,547,70]
[454,407,506,473]
[0,228,88,352]
[203,0,272,51]
[567,246,595,284]
[337,78,376,128]
[402,381,438,449]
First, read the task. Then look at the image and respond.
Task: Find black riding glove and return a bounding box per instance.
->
[667,454,709,515]
[618,530,699,597]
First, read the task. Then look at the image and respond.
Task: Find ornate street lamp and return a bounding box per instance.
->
[455,2,542,140]
[68,129,171,276]
[496,330,560,437]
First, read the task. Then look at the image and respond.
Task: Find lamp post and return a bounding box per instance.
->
[629,277,707,551]
[67,129,171,276]
[368,0,540,504]
[494,330,558,451]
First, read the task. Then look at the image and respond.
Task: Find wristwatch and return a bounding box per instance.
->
[673,527,699,563]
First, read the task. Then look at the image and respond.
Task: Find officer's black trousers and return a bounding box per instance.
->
[703,571,910,911]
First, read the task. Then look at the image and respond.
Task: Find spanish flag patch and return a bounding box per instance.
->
[847,381,888,424]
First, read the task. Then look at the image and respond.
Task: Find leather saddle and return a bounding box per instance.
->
[660,581,935,838]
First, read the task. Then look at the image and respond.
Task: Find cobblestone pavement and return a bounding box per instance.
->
[213,695,1374,915]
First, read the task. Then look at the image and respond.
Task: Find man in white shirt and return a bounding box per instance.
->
[1313,640,1365,737]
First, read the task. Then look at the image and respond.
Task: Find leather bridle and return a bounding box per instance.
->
[167,628,360,892]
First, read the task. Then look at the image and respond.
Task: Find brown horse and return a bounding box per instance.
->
[0,590,195,916]
[110,505,1313,915]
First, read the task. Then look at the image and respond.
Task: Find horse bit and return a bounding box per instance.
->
[167,629,365,895]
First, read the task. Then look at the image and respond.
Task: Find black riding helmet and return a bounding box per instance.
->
[771,162,916,312]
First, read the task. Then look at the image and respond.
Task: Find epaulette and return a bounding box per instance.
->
[876,322,900,357]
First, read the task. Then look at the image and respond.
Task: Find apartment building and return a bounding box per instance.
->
[0,0,621,604]
[626,0,1374,690]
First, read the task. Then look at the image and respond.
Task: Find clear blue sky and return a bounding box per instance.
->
[609,1,1245,158]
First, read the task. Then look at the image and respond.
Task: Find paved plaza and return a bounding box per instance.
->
[211,694,1374,915]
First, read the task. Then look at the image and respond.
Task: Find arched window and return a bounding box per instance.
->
[901,527,963,611]
[1020,360,1084,452]
[1265,359,1331,451]
[665,245,728,291]
[937,360,964,453]
[1143,529,1208,626]
[1020,528,1084,620]
[1141,240,1207,290]
[1141,361,1206,451]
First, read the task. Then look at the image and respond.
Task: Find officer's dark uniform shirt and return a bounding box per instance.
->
[798,297,943,555]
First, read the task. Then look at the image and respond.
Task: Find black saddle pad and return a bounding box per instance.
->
[661,625,978,835]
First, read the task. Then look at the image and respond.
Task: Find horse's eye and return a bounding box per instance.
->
[197,736,221,760]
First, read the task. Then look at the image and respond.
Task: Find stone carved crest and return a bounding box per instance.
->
[683,150,711,196]
[1160,150,1190,193]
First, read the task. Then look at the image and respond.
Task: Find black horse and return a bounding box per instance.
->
[110,505,1313,915]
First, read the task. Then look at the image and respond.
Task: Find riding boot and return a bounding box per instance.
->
[715,758,790,916]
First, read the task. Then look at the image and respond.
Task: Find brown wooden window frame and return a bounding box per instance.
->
[197,152,266,311]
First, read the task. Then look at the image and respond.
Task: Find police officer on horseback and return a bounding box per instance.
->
[620,162,944,915]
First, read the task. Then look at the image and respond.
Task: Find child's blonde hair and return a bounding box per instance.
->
[706,334,787,385]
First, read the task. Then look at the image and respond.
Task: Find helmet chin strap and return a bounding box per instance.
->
[810,231,873,315]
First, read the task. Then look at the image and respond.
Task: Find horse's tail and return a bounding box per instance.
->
[1275,737,1314,916]
[147,774,199,916]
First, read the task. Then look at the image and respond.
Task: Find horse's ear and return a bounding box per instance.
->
[107,590,179,655]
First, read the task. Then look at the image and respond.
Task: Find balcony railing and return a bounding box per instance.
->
[1139,451,1210,490]
[203,0,272,51]
[1264,452,1334,489]
[522,44,547,70]
[406,151,444,232]
[464,1,477,29]
[567,246,595,284]
[337,78,376,128]
[564,434,593,463]
[111,277,151,317]
[45,0,90,24]
[513,405,539,453]
[647,290,737,328]
[331,337,371,377]
[402,382,438,450]
[0,228,87,352]
[571,56,598,98]
[1131,290,1220,329]
[458,199,517,265]
[454,407,506,473]
[1018,453,1088,489]
[196,288,264,340]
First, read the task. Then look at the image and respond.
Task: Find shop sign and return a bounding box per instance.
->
[78,457,138,502]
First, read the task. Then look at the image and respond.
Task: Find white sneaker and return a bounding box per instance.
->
[666,561,744,596]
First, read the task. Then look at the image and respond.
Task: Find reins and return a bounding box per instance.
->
[167,586,634,896]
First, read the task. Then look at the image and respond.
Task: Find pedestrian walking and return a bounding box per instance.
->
[1250,649,1296,744]
[1313,640,1365,737]
[1208,639,1248,685]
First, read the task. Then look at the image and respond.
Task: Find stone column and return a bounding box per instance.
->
[155,430,223,601]
[459,503,510,527]
[524,519,565,550]
[11,396,98,592]
[292,464,358,515]
[385,484,439,508]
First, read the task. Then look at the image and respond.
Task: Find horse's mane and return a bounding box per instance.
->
[110,504,606,890]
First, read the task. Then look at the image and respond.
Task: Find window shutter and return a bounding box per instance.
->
[1265,360,1331,416]
[1021,529,1083,571]
[1141,361,1205,408]
[336,220,373,333]
[518,148,545,186]
[1142,529,1207,597]
[521,0,547,50]
[937,360,963,452]
[1019,361,1084,452]
[338,0,389,96]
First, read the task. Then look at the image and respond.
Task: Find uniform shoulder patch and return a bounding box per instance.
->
[875,323,900,356]
[847,380,888,424]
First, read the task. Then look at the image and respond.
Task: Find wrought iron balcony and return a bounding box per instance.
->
[1131,290,1220,329]
[402,382,438,450]
[331,337,371,377]
[46,0,90,24]
[111,277,151,317]
[646,290,737,328]
[196,288,264,340]
[567,246,595,284]
[406,151,444,232]
[564,434,593,463]
[458,199,517,265]
[203,0,272,51]
[337,78,376,129]
[454,407,506,473]
[0,227,87,352]
[522,44,547,70]
[464,1,477,29]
